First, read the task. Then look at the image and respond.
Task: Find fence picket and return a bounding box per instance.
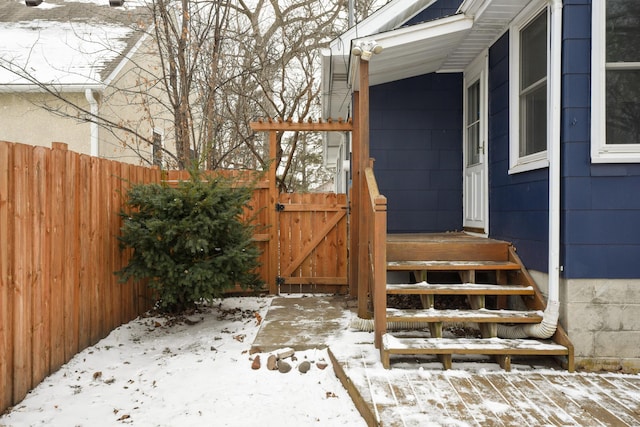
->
[90,157,103,343]
[314,193,328,279]
[109,161,122,330]
[31,147,51,389]
[64,150,80,360]
[78,155,91,350]
[101,160,113,336]
[0,141,13,410]
[49,143,66,373]
[12,143,32,404]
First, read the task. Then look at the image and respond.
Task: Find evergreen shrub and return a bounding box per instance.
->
[116,171,263,313]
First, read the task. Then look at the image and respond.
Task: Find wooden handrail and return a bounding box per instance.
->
[364,167,381,202]
[363,166,387,349]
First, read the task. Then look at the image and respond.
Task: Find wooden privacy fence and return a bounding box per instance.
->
[1,141,349,413]
[0,141,158,413]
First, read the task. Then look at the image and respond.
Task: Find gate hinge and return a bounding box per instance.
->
[276,276,285,286]
[275,203,285,212]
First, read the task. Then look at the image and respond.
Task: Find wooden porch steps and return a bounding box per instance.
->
[380,233,574,371]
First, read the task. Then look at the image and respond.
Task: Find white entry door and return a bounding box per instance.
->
[463,54,489,234]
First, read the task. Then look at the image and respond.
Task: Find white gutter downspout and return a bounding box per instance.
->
[498,0,562,340]
[85,89,99,157]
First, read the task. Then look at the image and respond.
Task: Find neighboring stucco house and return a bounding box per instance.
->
[322,0,640,371]
[0,0,172,166]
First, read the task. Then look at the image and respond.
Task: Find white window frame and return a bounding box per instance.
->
[591,0,640,163]
[509,1,549,174]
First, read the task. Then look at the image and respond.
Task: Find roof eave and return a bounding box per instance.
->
[347,13,474,89]
[102,28,150,87]
[0,83,105,94]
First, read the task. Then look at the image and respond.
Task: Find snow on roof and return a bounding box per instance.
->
[0,0,149,89]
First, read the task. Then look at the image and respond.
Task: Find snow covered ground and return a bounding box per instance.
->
[0,296,367,427]
[3,295,640,427]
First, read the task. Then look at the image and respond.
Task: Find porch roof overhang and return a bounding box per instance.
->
[348,14,474,90]
[321,0,531,166]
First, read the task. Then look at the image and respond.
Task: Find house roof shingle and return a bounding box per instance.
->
[0,0,150,90]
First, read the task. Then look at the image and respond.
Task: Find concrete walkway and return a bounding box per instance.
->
[253,295,640,427]
[251,294,352,353]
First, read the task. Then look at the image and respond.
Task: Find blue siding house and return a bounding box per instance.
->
[322,0,640,371]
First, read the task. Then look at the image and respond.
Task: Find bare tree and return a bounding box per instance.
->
[0,0,387,189]
[207,0,347,191]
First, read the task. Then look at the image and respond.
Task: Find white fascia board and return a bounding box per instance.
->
[330,0,437,55]
[357,13,473,51]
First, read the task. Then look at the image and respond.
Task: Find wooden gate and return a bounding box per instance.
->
[249,118,353,294]
[276,192,348,294]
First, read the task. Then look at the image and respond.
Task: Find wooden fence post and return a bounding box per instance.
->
[268,130,279,294]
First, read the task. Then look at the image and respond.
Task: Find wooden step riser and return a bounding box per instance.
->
[387,241,511,263]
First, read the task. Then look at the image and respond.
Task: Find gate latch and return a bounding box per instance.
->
[275,203,285,212]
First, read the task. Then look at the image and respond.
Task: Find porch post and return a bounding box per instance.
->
[357,58,370,319]
[350,91,361,300]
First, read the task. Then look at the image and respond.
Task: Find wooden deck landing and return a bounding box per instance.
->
[387,232,504,243]
[330,342,640,427]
